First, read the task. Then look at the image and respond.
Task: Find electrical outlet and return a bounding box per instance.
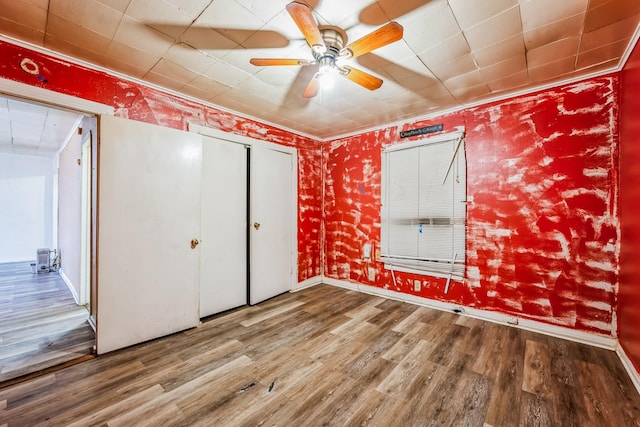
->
[367,267,376,281]
[414,280,421,292]
[363,243,371,260]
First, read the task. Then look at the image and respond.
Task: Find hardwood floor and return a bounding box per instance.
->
[0,262,95,384]
[1,284,638,426]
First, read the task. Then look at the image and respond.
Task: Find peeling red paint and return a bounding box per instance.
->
[0,40,322,282]
[619,39,640,372]
[2,38,628,339]
[324,76,619,335]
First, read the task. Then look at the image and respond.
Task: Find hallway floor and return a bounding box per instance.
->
[0,262,95,384]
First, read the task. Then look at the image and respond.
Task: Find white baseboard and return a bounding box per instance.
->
[293,275,323,291]
[321,278,617,350]
[616,344,640,396]
[322,277,358,291]
[59,269,80,305]
[321,277,639,390]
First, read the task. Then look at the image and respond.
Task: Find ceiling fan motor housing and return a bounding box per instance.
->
[314,28,348,73]
[250,2,402,96]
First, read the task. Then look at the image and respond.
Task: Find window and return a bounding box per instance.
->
[381,130,466,279]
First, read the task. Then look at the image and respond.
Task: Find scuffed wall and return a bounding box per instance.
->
[0,40,322,282]
[324,76,619,335]
[619,39,640,371]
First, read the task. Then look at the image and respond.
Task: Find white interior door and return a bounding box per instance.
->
[200,136,247,317]
[97,115,202,354]
[249,146,294,305]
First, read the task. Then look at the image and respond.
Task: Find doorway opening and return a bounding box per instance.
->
[0,94,96,384]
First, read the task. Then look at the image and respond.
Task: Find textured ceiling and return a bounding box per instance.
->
[0,0,639,140]
[0,97,82,157]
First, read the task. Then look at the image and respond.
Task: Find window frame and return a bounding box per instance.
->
[380,128,466,280]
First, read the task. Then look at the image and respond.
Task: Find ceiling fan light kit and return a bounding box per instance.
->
[250,1,403,98]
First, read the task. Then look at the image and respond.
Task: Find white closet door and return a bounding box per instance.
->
[249,146,294,305]
[200,136,247,317]
[97,115,202,354]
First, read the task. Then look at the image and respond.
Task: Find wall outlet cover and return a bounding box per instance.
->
[363,243,372,260]
[367,267,376,281]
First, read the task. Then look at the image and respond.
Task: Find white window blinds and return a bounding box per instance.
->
[381,131,466,278]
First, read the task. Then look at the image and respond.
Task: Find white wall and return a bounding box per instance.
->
[0,153,54,263]
[57,124,83,298]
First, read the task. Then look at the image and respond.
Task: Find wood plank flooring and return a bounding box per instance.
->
[0,262,95,384]
[1,284,639,426]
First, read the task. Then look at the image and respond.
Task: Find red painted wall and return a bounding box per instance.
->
[0,40,322,283]
[2,39,625,339]
[324,76,620,335]
[619,40,640,372]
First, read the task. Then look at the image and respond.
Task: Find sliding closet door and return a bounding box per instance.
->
[200,136,247,317]
[97,115,202,354]
[249,146,294,304]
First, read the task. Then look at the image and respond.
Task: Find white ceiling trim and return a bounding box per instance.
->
[619,21,640,72]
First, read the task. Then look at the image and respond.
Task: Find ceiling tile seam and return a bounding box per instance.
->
[115,16,180,82]
[376,1,393,26]
[447,3,483,103]
[187,0,215,28]
[522,10,586,34]
[44,0,51,45]
[37,108,49,150]
[305,3,324,24]
[460,4,521,33]
[105,8,145,73]
[43,6,126,58]
[403,34,450,102]
[517,4,531,86]
[142,53,171,82]
[573,3,589,72]
[177,40,221,65]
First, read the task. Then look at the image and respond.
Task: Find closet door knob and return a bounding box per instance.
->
[190,238,199,249]
[253,222,261,230]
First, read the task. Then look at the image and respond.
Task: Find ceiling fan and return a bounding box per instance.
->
[250,2,404,98]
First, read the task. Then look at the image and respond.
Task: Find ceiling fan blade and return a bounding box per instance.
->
[341,22,403,58]
[341,66,383,91]
[286,2,325,51]
[303,74,320,98]
[250,58,312,66]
